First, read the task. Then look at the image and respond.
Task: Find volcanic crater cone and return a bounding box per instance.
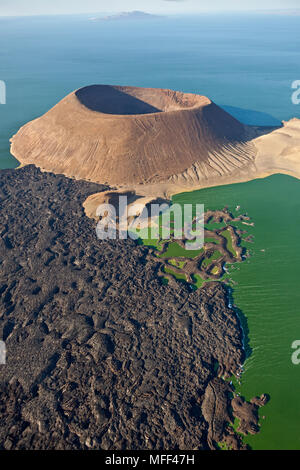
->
[10,85,256,186]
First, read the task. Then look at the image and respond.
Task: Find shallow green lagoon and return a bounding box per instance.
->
[173,174,300,450]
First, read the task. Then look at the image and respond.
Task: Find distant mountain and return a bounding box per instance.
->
[260,9,300,16]
[89,11,164,22]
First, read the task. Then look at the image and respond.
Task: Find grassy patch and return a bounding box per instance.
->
[168,259,186,269]
[217,441,232,451]
[222,229,236,257]
[163,266,187,282]
[204,237,220,244]
[202,250,222,268]
[211,265,220,275]
[159,242,203,259]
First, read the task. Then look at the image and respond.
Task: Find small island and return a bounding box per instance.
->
[89,11,164,22]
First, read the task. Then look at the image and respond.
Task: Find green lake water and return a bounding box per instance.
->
[172,174,300,450]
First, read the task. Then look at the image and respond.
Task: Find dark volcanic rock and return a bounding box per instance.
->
[201,378,233,448]
[231,394,269,436]
[0,165,245,450]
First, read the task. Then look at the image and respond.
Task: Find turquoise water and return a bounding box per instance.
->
[1,13,300,449]
[0,13,300,169]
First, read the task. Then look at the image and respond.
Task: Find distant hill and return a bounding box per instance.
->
[260,9,300,16]
[89,11,164,22]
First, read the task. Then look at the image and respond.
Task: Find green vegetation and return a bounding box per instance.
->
[229,417,244,437]
[211,265,220,275]
[191,274,216,288]
[201,249,222,268]
[204,237,220,244]
[222,229,236,257]
[217,441,232,451]
[168,259,186,269]
[159,241,203,259]
[140,209,243,289]
[205,222,226,230]
[163,266,187,282]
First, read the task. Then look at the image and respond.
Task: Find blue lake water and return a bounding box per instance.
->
[0,13,300,169]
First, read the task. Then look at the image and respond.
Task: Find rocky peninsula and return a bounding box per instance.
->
[0,165,267,450]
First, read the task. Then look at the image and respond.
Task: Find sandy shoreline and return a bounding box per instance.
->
[9,85,300,217]
[13,116,300,221]
[82,118,300,218]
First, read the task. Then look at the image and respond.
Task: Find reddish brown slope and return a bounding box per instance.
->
[10,85,255,186]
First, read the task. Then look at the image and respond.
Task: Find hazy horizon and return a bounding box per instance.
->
[0,0,299,18]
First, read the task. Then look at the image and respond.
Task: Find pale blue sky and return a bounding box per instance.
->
[0,0,299,17]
